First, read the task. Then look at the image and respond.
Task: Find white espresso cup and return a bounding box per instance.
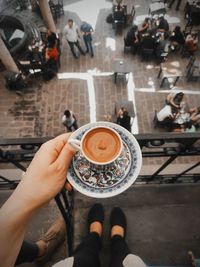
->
[69,126,123,166]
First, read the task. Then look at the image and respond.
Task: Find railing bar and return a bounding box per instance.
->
[150,155,178,180]
[54,194,73,256]
[172,162,200,181]
[6,159,27,172]
[0,175,17,184]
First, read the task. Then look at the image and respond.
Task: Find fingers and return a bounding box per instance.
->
[36,133,73,164]
[55,142,76,170]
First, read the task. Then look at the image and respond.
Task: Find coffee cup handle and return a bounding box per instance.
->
[68,138,81,151]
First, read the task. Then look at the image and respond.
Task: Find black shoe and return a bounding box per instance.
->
[73,55,79,59]
[87,203,104,229]
[110,207,127,238]
[85,50,89,53]
[91,54,94,58]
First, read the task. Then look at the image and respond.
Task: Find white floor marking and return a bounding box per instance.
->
[58,71,199,131]
[58,72,96,122]
[58,71,139,133]
[127,73,139,134]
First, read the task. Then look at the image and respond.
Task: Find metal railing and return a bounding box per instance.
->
[0,132,200,255]
[0,132,200,187]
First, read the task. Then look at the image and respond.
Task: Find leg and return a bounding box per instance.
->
[72,120,78,130]
[73,203,104,267]
[68,41,78,58]
[176,0,182,10]
[173,76,180,86]
[114,72,117,83]
[88,39,94,57]
[109,235,130,267]
[73,232,101,267]
[75,41,85,55]
[15,241,39,265]
[83,36,89,53]
[168,0,175,8]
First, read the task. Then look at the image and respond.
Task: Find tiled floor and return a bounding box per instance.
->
[0,0,200,140]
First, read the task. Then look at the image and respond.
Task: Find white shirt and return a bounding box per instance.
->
[157,105,172,122]
[63,23,79,42]
[62,110,75,127]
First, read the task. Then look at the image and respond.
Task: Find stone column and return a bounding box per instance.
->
[38,0,56,33]
[0,38,20,73]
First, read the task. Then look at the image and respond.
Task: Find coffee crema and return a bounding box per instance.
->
[82,127,121,163]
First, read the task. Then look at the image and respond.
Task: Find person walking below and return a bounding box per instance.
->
[80,21,94,57]
[63,19,85,59]
[62,109,78,132]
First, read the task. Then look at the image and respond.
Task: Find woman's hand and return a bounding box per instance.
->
[15,133,76,210]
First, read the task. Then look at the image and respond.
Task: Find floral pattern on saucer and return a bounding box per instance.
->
[68,122,142,198]
[73,142,131,189]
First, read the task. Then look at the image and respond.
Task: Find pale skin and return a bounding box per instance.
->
[0,133,76,267]
[0,133,123,267]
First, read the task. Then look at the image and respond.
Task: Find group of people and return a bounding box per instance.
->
[124,15,198,61]
[26,30,60,80]
[155,92,200,132]
[25,19,94,81]
[63,19,94,58]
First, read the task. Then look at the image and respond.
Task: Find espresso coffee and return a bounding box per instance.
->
[82,127,121,163]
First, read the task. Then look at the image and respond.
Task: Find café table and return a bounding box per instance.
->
[157,61,183,88]
[112,59,132,83]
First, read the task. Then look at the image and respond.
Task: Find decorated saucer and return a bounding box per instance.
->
[67,121,142,198]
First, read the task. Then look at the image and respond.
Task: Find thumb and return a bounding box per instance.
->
[55,142,76,170]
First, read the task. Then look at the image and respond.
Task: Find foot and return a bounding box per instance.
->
[91,54,94,58]
[110,207,127,238]
[85,50,89,53]
[36,217,66,263]
[88,203,104,237]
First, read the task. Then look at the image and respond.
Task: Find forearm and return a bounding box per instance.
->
[0,186,37,267]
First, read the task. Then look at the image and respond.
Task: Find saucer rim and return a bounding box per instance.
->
[68,121,142,198]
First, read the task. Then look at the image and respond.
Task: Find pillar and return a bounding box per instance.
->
[0,37,20,73]
[38,0,56,33]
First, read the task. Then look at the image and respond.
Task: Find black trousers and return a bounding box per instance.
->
[169,0,182,10]
[68,41,85,58]
[15,241,38,265]
[67,120,78,132]
[73,233,130,267]
[16,234,130,266]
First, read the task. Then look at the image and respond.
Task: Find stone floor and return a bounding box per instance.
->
[0,0,200,266]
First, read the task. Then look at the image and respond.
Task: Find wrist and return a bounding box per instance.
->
[0,186,36,229]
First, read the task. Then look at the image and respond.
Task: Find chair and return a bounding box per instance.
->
[112,10,126,34]
[58,0,64,15]
[186,65,200,82]
[185,56,199,80]
[141,48,154,61]
[126,5,135,26]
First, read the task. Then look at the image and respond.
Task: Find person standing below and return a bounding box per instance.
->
[63,19,85,59]
[80,21,94,57]
[62,109,78,132]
